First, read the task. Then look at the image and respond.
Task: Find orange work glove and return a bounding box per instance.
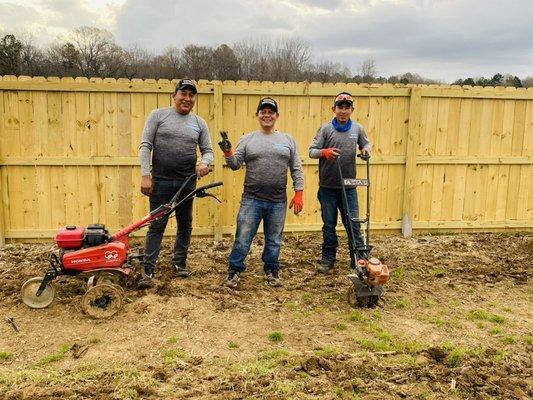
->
[320,147,340,161]
[289,190,303,215]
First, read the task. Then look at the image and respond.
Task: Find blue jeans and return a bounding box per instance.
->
[228,196,287,273]
[143,179,195,275]
[318,187,365,265]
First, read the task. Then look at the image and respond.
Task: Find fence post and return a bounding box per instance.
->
[212,81,223,241]
[0,167,5,246]
[402,87,421,237]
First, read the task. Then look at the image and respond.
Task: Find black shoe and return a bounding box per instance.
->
[226,270,240,288]
[317,261,335,274]
[138,272,155,289]
[174,264,189,278]
[266,269,282,287]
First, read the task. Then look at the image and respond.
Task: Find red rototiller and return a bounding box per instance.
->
[20,175,222,318]
[339,154,390,308]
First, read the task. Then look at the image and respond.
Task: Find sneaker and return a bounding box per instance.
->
[173,264,189,278]
[266,270,282,287]
[317,261,334,274]
[226,270,240,288]
[138,272,155,289]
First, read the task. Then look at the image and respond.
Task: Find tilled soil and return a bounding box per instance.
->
[0,233,532,399]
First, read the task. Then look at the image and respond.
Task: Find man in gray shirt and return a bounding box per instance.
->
[309,92,370,273]
[138,79,214,289]
[218,97,304,288]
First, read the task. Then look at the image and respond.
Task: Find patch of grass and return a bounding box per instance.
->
[391,266,405,282]
[477,322,486,329]
[502,335,516,345]
[523,335,533,345]
[167,336,178,344]
[488,327,502,335]
[0,351,13,362]
[447,347,466,367]
[432,268,449,278]
[336,323,348,331]
[162,348,187,364]
[333,386,360,399]
[35,344,71,367]
[324,292,342,304]
[228,341,239,349]
[422,298,436,307]
[488,314,505,324]
[246,349,291,376]
[394,299,410,309]
[268,331,284,343]
[434,316,446,327]
[313,346,340,357]
[467,309,489,321]
[347,310,366,322]
[302,293,313,302]
[283,302,298,310]
[493,350,507,362]
[89,337,101,345]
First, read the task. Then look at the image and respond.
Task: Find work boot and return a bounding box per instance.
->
[173,264,189,278]
[226,270,240,288]
[266,269,282,287]
[137,272,155,290]
[317,261,335,274]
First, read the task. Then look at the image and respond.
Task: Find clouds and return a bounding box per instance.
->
[0,0,531,81]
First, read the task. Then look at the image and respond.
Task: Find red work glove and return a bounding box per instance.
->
[289,190,303,215]
[320,147,340,161]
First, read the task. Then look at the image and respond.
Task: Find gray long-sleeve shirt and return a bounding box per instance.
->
[139,107,214,180]
[309,120,371,189]
[225,130,304,202]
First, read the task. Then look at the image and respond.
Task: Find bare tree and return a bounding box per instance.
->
[357,57,377,79]
[181,44,214,80]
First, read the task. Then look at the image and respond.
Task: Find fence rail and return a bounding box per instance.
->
[0,75,531,243]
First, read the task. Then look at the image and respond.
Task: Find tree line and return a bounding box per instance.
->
[0,27,531,87]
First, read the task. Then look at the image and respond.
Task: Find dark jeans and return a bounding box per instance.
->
[143,179,194,275]
[228,196,287,274]
[318,187,365,265]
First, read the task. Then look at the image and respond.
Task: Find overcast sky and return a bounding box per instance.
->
[1,0,532,82]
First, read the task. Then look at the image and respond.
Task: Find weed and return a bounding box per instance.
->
[167,336,178,344]
[391,266,405,281]
[523,335,533,345]
[0,352,13,362]
[394,299,410,309]
[336,323,348,331]
[228,341,239,349]
[432,268,449,278]
[502,335,516,345]
[348,310,366,322]
[488,327,502,335]
[477,322,486,329]
[467,309,488,320]
[35,344,71,367]
[493,350,507,362]
[268,332,284,343]
[422,298,436,307]
[162,348,187,364]
[89,337,101,345]
[434,316,446,327]
[313,346,340,357]
[447,348,465,367]
[284,302,298,310]
[488,314,505,324]
[302,293,313,302]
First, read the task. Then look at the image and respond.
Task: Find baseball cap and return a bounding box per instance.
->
[257,97,278,113]
[176,78,197,94]
[334,93,353,107]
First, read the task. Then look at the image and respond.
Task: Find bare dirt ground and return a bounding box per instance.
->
[0,233,531,399]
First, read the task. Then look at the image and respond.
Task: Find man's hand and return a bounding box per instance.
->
[320,148,340,161]
[218,131,233,157]
[141,175,153,196]
[289,191,303,215]
[196,163,210,179]
[359,149,370,160]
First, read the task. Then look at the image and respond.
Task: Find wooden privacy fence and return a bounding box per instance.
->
[0,75,531,243]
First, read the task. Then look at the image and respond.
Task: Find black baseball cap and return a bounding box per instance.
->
[257,97,278,112]
[176,78,197,94]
